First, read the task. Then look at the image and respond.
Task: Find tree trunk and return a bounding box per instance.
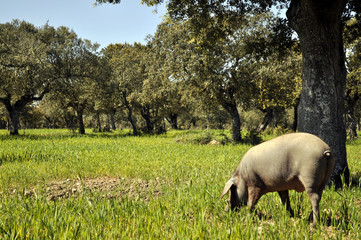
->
[287,0,349,188]
[96,112,102,132]
[167,113,178,129]
[122,92,139,136]
[258,109,274,131]
[9,108,20,135]
[346,114,358,140]
[292,98,300,132]
[219,98,242,142]
[109,110,116,130]
[230,106,242,143]
[141,107,153,133]
[127,108,138,136]
[222,102,241,142]
[77,110,85,134]
[345,90,359,140]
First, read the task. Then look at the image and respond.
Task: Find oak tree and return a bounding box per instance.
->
[0,20,54,135]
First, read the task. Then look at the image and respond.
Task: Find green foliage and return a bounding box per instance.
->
[255,44,302,111]
[0,20,102,135]
[175,130,232,145]
[0,20,54,134]
[242,129,263,145]
[240,110,264,130]
[0,129,360,238]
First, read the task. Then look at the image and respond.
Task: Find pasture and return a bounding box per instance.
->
[0,129,360,239]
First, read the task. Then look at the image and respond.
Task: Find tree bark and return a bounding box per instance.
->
[167,113,179,129]
[287,0,349,187]
[77,110,85,134]
[96,112,102,132]
[141,106,153,133]
[221,101,241,142]
[345,90,359,140]
[9,108,20,135]
[230,105,242,142]
[127,107,138,136]
[292,98,300,132]
[109,109,116,131]
[122,92,139,136]
[258,109,274,131]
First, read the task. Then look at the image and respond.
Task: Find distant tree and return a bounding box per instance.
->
[255,45,302,131]
[48,27,101,134]
[149,12,292,142]
[86,51,118,132]
[345,18,361,139]
[0,20,54,135]
[38,95,69,128]
[104,43,146,135]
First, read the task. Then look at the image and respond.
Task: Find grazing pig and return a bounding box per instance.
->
[221,132,334,226]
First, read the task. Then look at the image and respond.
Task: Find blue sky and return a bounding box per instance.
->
[0,0,167,49]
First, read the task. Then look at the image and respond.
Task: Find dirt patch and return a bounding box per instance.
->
[22,177,163,202]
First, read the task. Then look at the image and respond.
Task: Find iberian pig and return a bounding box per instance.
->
[221,133,334,226]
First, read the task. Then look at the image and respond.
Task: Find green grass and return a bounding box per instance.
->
[0,129,360,239]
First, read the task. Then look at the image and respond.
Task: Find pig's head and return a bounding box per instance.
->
[220,176,248,211]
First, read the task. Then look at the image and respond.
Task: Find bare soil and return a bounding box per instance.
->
[22,177,164,202]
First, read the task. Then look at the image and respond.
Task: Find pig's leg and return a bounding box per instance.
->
[306,188,321,227]
[278,190,294,217]
[247,186,263,211]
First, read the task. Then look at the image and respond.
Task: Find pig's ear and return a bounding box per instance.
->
[220,177,237,199]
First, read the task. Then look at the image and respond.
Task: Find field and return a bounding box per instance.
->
[0,129,360,239]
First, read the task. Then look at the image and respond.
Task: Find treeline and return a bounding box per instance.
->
[1,12,360,141]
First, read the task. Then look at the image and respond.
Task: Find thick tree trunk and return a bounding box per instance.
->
[230,106,242,143]
[127,108,138,136]
[141,107,153,133]
[167,113,178,129]
[222,103,241,142]
[287,0,349,187]
[77,110,85,134]
[9,108,20,135]
[219,98,242,142]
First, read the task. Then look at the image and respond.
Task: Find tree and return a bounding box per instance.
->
[48,26,101,134]
[255,45,302,131]
[149,12,294,142]
[0,20,53,135]
[146,28,192,131]
[37,95,68,128]
[95,0,361,186]
[345,18,361,139]
[104,43,147,135]
[286,0,353,187]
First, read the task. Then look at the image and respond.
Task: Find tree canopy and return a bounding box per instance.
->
[0,21,54,135]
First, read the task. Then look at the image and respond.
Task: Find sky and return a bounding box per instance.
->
[0,0,167,49]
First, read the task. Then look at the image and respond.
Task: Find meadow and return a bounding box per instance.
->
[0,129,360,239]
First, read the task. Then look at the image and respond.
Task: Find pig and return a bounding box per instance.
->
[220,132,334,226]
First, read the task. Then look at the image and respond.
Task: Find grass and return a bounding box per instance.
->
[0,129,360,239]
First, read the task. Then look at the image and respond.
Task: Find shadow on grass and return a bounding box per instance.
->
[254,210,351,230]
[0,131,134,141]
[349,172,361,188]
